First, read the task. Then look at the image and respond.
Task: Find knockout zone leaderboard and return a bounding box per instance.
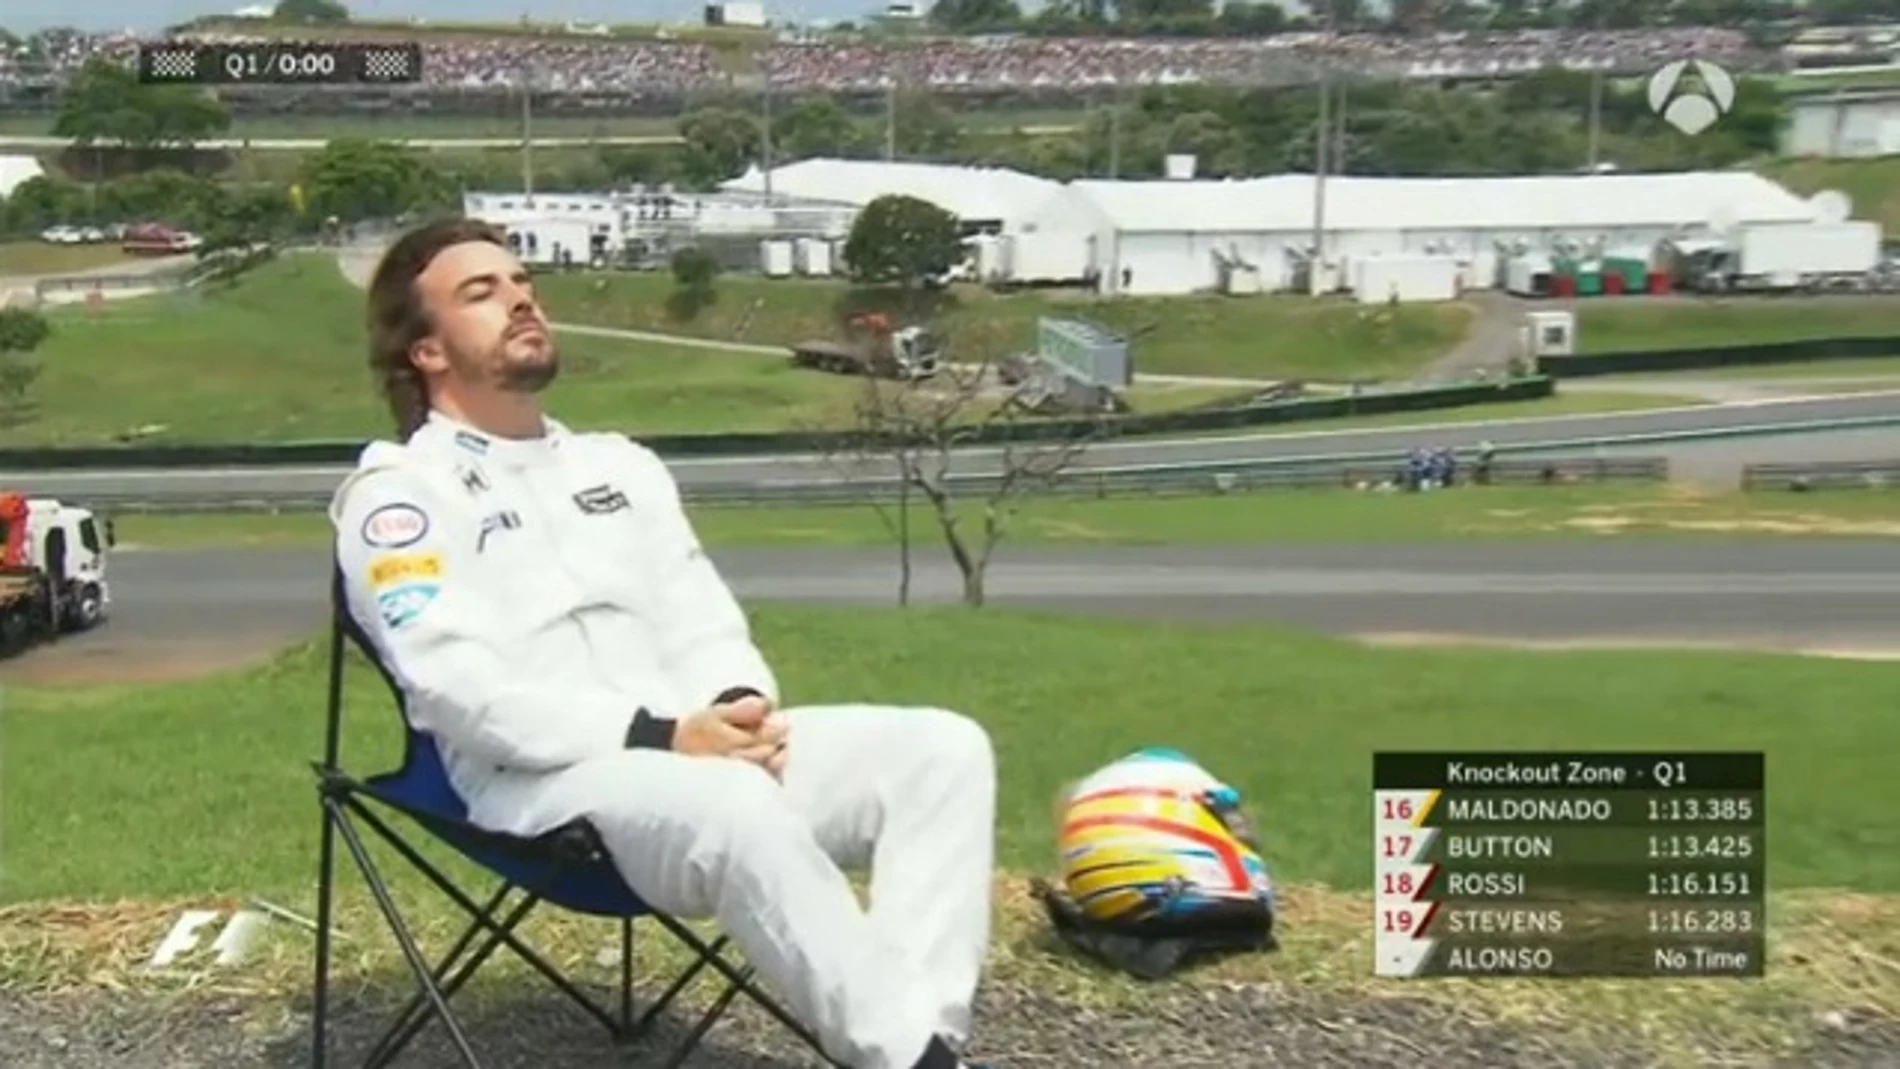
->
[1373,751,1765,979]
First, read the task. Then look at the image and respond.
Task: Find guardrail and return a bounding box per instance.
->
[0,377,1557,470]
[1740,458,1900,491]
[1537,335,1900,378]
[75,453,1670,514]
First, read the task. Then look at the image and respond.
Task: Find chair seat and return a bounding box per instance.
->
[361,734,655,919]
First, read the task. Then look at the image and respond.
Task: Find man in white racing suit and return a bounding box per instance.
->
[331,219,998,1069]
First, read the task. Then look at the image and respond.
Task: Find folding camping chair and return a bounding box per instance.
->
[310,566,841,1068]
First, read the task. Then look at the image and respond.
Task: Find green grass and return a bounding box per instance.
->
[1757,155,1900,236]
[109,484,1900,551]
[1576,297,1900,355]
[537,272,1476,382]
[4,253,1654,445]
[0,241,140,276]
[1,254,1222,446]
[3,606,1894,904]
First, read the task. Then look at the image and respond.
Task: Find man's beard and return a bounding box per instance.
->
[494,342,559,393]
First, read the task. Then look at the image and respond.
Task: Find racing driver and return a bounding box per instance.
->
[330,218,1000,1069]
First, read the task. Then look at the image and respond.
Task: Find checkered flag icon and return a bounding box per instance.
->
[361,48,413,82]
[147,48,197,81]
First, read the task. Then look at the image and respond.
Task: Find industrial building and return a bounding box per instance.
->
[1783,87,1900,158]
[463,158,1875,300]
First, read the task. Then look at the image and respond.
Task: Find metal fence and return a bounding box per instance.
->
[75,453,1669,515]
[1740,458,1900,491]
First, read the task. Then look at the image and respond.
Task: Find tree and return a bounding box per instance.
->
[0,307,51,426]
[667,246,721,321]
[297,138,455,223]
[843,194,965,291]
[822,355,1102,608]
[273,0,350,22]
[51,58,230,153]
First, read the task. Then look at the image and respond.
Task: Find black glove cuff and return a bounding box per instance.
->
[625,706,677,750]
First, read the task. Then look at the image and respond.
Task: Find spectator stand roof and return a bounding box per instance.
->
[720,158,1064,227]
[1065,171,1823,235]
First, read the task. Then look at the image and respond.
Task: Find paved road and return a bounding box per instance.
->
[7,393,1899,506]
[9,539,1897,683]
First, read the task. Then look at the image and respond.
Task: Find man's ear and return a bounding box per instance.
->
[410,335,449,376]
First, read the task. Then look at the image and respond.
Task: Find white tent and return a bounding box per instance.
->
[0,155,46,200]
[1055,171,1826,296]
[720,158,1063,231]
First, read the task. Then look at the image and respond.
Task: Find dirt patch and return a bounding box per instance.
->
[1562,514,1900,537]
[1353,632,1900,660]
[0,640,285,687]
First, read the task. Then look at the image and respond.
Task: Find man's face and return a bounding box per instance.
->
[411,239,557,396]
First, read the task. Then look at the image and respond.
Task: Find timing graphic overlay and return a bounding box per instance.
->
[1374,752,1765,978]
[137,42,423,85]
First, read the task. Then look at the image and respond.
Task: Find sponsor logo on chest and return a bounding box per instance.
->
[573,483,630,515]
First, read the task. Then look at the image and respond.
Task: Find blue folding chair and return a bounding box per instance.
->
[311,566,840,1068]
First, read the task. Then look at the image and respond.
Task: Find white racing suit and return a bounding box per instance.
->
[329,411,996,1069]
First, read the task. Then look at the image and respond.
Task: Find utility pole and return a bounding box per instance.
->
[519,61,534,204]
[885,79,897,161]
[1586,68,1603,170]
[761,77,774,199]
[1311,63,1330,295]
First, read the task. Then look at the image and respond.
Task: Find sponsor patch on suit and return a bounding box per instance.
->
[454,430,490,455]
[458,464,490,494]
[478,510,522,552]
[369,551,443,590]
[573,484,630,515]
[362,503,429,548]
[377,582,440,630]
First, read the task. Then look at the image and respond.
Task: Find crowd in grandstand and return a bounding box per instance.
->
[0,24,1781,96]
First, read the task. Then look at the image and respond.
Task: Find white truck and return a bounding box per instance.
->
[0,492,113,654]
[1684,222,1882,292]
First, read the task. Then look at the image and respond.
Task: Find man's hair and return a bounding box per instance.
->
[364,217,509,439]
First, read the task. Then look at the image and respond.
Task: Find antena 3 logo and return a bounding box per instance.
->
[1648,59,1736,137]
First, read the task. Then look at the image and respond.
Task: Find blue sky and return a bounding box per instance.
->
[7,1,892,35]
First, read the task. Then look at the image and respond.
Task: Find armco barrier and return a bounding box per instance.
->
[0,377,1555,471]
[1740,458,1900,491]
[1537,335,1900,378]
[72,454,1669,514]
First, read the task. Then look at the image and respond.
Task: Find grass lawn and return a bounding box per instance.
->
[0,241,140,276]
[1576,297,1900,355]
[1758,155,1900,236]
[111,483,1900,550]
[1,608,1895,1051]
[536,271,1476,382]
[0,254,1236,446]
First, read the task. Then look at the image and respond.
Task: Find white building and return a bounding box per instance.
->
[461,187,859,265]
[1040,170,1830,296]
[1783,88,1900,158]
[720,158,1063,234]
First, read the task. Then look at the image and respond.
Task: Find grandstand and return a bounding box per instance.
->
[0,24,1775,114]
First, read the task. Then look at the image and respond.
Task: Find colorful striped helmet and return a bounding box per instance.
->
[1057,747,1274,930]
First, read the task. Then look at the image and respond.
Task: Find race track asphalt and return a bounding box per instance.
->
[10,538,1899,684]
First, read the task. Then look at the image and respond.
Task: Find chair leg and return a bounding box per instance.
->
[332,806,486,1069]
[661,972,749,1069]
[347,801,626,1036]
[363,885,532,1069]
[618,917,634,1039]
[313,797,340,1069]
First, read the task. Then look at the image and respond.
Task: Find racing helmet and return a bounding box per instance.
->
[1034,748,1276,978]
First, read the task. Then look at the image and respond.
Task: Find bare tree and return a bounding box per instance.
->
[817,355,1107,608]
